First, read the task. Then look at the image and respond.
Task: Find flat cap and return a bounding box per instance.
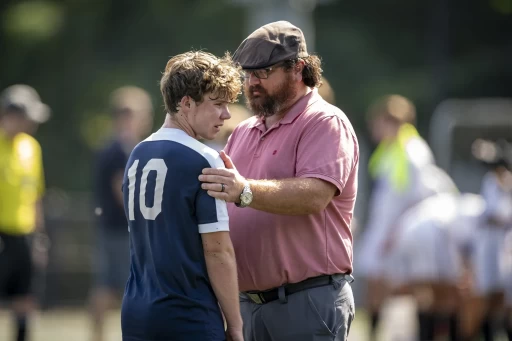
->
[233,21,308,70]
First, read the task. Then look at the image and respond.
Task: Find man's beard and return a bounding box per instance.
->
[244,73,297,118]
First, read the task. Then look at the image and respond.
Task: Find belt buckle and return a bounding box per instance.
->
[246,292,265,304]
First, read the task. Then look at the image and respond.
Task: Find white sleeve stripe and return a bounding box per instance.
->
[199,221,230,234]
[213,198,229,227]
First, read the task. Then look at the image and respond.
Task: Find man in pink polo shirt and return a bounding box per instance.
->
[199,21,359,341]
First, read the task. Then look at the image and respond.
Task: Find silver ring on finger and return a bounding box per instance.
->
[221,183,225,192]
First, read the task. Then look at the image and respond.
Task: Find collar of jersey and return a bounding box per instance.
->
[156,128,190,137]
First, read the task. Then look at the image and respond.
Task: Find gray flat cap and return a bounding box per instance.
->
[233,21,309,70]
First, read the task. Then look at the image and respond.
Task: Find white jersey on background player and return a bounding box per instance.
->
[472,171,512,295]
[388,192,485,287]
[357,137,435,277]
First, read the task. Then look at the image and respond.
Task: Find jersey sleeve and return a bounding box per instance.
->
[295,115,359,195]
[196,152,229,234]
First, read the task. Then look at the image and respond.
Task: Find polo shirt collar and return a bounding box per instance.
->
[247,117,263,129]
[247,88,321,130]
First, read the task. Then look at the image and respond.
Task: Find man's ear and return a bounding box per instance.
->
[294,60,305,81]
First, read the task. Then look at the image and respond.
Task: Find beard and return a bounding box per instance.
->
[244,73,297,118]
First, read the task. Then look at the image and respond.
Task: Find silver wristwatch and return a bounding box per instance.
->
[236,182,253,208]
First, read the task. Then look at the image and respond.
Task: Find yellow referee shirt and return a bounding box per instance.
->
[0,129,45,235]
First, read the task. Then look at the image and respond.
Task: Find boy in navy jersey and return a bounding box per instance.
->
[121,51,243,341]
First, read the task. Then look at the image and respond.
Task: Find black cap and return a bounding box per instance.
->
[233,21,309,70]
[0,84,51,123]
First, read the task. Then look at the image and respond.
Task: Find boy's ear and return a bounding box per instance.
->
[178,96,193,113]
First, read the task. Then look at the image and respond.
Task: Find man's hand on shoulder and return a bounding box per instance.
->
[199,151,246,203]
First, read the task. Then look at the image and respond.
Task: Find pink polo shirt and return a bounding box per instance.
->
[225,89,359,291]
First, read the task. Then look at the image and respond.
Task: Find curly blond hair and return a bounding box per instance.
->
[160,51,242,115]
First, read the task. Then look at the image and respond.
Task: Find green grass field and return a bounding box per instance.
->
[0,309,121,341]
[0,308,371,341]
[0,303,395,341]
[1,298,508,341]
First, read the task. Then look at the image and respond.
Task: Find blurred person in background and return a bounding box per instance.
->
[203,103,251,151]
[357,94,435,340]
[88,86,153,341]
[200,21,359,341]
[121,51,243,341]
[383,165,484,341]
[317,76,336,105]
[500,143,512,341]
[0,84,51,341]
[500,224,512,341]
[466,139,512,341]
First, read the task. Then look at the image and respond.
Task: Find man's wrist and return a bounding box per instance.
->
[234,181,245,205]
[235,181,253,208]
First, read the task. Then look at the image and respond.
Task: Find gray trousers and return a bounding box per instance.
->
[240,274,355,341]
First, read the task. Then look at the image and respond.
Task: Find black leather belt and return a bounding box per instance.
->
[244,274,349,304]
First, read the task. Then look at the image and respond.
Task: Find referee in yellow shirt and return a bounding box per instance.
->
[0,84,50,341]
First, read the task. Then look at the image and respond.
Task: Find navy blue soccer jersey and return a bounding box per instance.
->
[121,128,229,341]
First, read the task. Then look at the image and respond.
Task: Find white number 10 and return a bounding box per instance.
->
[127,158,168,221]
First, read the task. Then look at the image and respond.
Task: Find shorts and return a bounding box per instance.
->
[94,227,130,292]
[499,230,512,305]
[0,232,33,298]
[472,227,507,295]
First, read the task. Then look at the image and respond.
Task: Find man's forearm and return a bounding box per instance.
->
[198,155,337,215]
[247,178,334,215]
[205,251,242,330]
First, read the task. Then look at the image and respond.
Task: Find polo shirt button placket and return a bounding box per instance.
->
[254,135,266,157]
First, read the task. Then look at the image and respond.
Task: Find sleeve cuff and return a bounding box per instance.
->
[199,220,229,234]
[297,173,344,196]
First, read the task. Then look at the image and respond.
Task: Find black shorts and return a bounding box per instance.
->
[0,232,33,298]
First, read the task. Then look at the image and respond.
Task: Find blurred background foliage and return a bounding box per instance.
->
[0,0,511,192]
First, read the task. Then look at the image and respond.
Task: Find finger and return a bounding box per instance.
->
[201,167,231,176]
[199,174,229,184]
[207,190,229,201]
[201,183,224,192]
[220,150,236,170]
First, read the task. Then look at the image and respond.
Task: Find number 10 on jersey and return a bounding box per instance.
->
[127,159,168,221]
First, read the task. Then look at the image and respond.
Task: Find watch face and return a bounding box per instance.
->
[241,192,253,205]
